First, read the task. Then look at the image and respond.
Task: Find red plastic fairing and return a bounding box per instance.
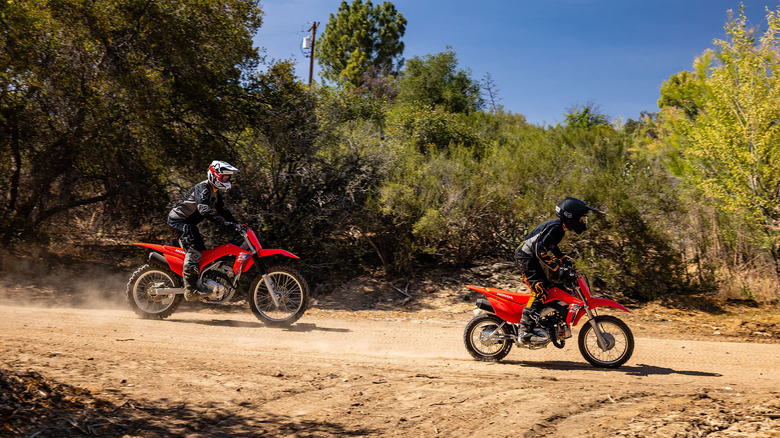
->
[200,243,243,267]
[257,248,299,259]
[134,243,186,276]
[572,298,631,326]
[467,285,529,324]
[165,254,184,276]
[134,243,186,259]
[232,251,253,274]
[577,276,592,300]
[546,287,584,305]
[466,285,488,294]
[247,229,262,250]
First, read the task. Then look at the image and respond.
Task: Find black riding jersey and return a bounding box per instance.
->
[518,218,566,271]
[168,180,237,226]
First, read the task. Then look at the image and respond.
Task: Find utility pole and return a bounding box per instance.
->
[307,22,319,86]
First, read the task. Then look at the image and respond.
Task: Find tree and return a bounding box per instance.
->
[0,0,262,241]
[315,0,406,86]
[234,61,389,268]
[396,48,483,114]
[658,70,707,120]
[623,111,659,140]
[481,72,503,113]
[564,104,609,128]
[660,5,780,285]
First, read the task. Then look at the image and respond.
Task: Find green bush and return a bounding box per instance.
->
[368,109,692,300]
[385,103,481,155]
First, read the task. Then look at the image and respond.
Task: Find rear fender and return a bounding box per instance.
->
[572,298,631,326]
[135,243,185,259]
[145,251,184,276]
[134,243,184,276]
[466,285,527,324]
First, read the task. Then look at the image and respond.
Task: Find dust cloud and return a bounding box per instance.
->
[0,251,129,309]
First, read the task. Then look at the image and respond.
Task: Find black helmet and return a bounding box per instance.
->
[555,197,599,234]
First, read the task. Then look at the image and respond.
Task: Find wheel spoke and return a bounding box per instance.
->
[464,314,513,362]
[583,320,630,365]
[470,322,504,356]
[133,270,175,314]
[253,271,303,321]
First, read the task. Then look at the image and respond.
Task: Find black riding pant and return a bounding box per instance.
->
[514,247,550,331]
[167,217,206,274]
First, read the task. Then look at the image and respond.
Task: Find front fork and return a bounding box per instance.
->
[583,306,609,351]
[573,286,610,351]
[251,254,281,308]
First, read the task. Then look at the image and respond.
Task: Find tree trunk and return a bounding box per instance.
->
[772,243,780,290]
[774,251,780,290]
[9,121,21,212]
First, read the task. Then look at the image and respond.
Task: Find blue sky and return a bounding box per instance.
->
[253,0,779,126]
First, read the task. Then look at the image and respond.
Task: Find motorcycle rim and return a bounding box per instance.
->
[463,314,513,361]
[126,265,182,319]
[577,315,634,368]
[248,265,309,327]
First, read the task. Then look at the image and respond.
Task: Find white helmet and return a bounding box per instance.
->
[207,160,239,191]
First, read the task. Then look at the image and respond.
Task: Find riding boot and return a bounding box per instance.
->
[520,307,549,343]
[183,268,207,301]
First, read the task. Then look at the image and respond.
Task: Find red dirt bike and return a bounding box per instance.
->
[126,227,309,327]
[463,264,634,368]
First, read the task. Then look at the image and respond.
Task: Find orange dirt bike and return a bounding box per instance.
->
[126,227,309,327]
[463,264,634,368]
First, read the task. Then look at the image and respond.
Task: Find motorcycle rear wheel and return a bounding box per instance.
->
[248,265,309,327]
[464,314,513,361]
[126,264,183,320]
[578,315,634,368]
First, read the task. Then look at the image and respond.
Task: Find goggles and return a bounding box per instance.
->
[209,166,234,183]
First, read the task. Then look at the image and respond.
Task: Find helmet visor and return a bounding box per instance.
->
[210,166,234,184]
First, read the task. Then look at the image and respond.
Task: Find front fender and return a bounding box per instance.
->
[241,249,300,274]
[257,248,299,259]
[573,298,631,326]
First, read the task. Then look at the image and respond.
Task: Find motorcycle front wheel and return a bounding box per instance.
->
[248,265,309,327]
[463,313,513,361]
[125,264,183,320]
[578,315,634,368]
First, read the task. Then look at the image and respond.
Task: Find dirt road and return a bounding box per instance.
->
[1,304,779,437]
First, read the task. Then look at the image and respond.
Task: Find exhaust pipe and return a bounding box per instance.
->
[148,252,170,269]
[476,298,495,313]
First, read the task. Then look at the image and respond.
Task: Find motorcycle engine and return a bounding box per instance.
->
[540,306,571,349]
[200,263,236,302]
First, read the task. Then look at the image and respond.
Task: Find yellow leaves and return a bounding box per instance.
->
[665,4,780,232]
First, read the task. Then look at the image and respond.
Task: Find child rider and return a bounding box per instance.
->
[514,197,600,343]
